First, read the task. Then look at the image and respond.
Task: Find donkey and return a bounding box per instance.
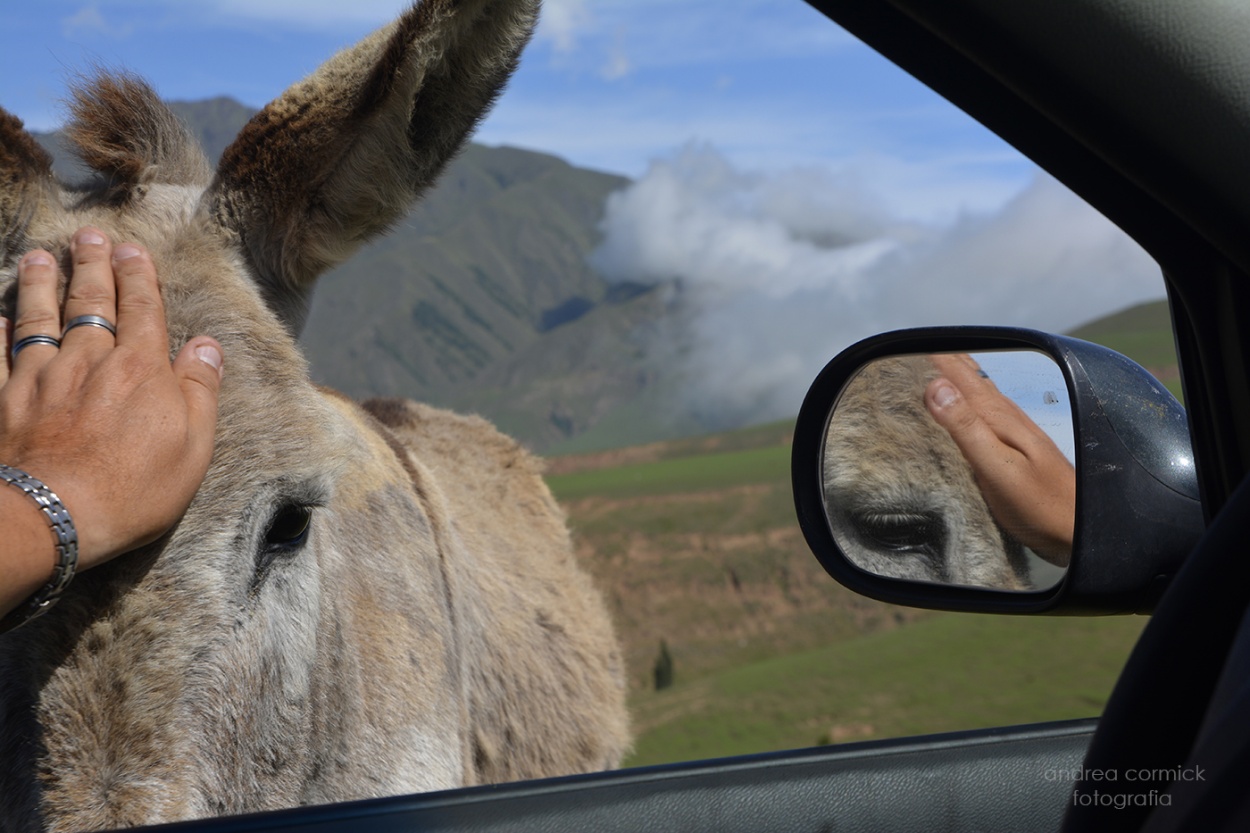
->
[0,2,630,831]
[822,355,1032,590]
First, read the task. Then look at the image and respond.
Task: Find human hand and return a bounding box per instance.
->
[924,353,1075,567]
[0,228,223,615]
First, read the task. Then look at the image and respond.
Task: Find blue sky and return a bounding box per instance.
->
[0,1,1170,423]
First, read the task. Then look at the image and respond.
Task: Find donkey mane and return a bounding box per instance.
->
[65,74,212,201]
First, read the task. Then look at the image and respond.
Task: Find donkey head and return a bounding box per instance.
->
[0,3,618,831]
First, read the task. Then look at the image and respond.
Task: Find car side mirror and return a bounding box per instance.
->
[792,327,1203,614]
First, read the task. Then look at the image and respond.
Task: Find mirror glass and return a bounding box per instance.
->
[821,350,1074,592]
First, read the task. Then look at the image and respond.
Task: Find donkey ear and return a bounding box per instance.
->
[0,108,54,273]
[207,0,538,331]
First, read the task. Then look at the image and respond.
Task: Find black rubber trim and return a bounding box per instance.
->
[1062,473,1250,833]
[117,719,1096,833]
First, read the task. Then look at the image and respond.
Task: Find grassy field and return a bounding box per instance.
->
[547,444,790,501]
[549,423,1147,768]
[626,613,1145,766]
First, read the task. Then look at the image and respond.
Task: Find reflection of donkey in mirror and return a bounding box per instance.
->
[823,356,1031,589]
[0,2,631,830]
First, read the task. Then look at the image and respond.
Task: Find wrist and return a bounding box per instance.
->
[0,485,58,612]
[0,465,79,631]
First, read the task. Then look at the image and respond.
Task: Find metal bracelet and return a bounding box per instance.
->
[0,465,78,634]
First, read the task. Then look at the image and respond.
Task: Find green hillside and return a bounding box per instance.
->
[1068,298,1172,362]
[1067,298,1181,397]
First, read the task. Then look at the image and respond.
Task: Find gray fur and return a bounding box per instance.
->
[0,3,630,831]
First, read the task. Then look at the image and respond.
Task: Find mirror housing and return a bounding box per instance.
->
[793,327,1203,614]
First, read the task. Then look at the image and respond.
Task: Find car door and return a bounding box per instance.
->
[800,2,1250,832]
[17,0,1249,831]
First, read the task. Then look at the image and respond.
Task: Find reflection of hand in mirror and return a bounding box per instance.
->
[924,354,1075,567]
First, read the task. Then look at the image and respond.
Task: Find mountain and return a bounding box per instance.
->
[166,97,255,164]
[300,143,671,448]
[1066,298,1175,369]
[33,97,679,451]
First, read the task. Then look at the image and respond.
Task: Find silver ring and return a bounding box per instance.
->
[62,314,117,338]
[11,334,61,359]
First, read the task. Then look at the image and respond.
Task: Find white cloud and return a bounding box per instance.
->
[536,0,590,53]
[590,144,912,299]
[62,3,132,38]
[591,146,1165,427]
[599,27,631,80]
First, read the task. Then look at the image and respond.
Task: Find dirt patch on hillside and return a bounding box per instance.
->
[564,483,772,517]
[545,423,793,475]
[565,484,925,693]
[546,442,672,474]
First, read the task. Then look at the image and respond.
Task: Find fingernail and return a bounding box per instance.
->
[21,251,54,268]
[113,244,143,261]
[195,343,223,373]
[74,229,106,247]
[932,380,960,408]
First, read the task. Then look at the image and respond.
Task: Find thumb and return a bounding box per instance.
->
[173,336,224,447]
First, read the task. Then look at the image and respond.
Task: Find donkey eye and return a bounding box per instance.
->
[853,511,944,557]
[264,505,313,550]
[251,505,314,592]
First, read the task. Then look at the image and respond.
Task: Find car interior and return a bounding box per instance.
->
[83,0,1250,831]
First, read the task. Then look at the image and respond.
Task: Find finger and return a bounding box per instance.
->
[930,353,978,374]
[925,377,1019,475]
[59,228,118,353]
[11,249,63,372]
[172,336,224,470]
[111,243,169,355]
[931,353,999,397]
[930,353,1041,446]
